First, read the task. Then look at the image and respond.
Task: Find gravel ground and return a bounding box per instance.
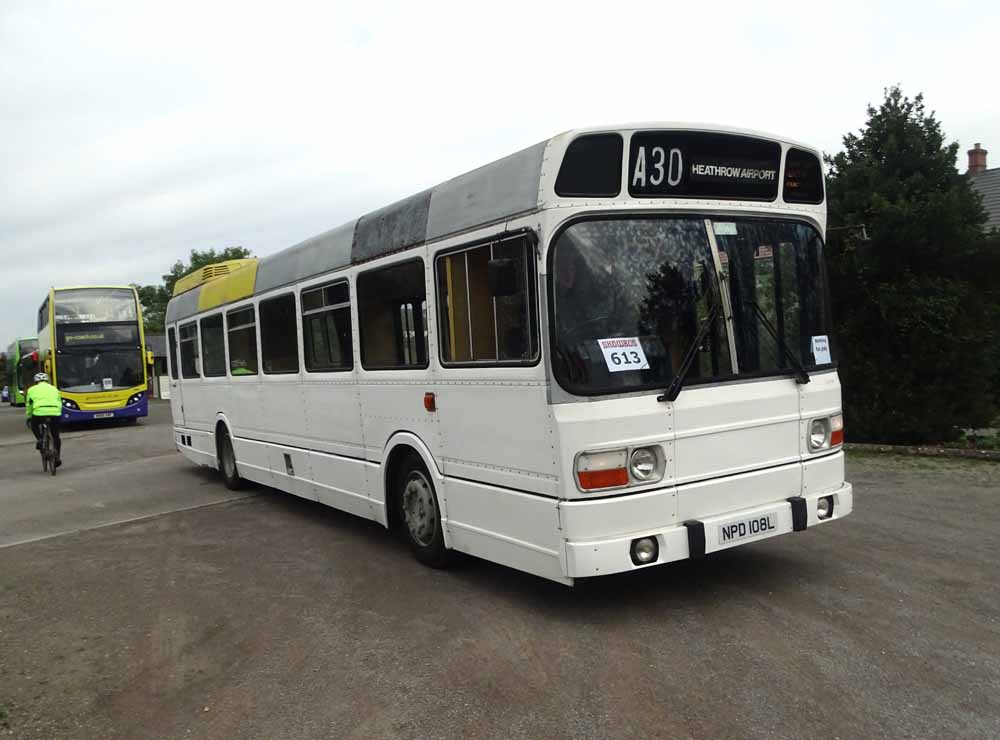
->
[0,405,998,739]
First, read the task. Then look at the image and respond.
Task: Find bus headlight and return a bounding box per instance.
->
[576,449,628,491]
[62,398,79,410]
[809,418,830,451]
[629,447,662,482]
[809,414,844,452]
[127,392,144,405]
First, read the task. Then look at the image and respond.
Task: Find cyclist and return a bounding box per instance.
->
[26,372,62,467]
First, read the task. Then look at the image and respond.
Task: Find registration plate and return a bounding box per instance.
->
[93,412,115,419]
[718,512,778,545]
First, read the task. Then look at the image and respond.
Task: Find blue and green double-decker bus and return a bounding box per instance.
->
[4,337,38,406]
[37,286,151,422]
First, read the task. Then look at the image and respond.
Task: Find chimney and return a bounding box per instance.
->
[968,143,988,176]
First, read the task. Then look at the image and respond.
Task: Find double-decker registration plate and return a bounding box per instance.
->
[93,412,114,419]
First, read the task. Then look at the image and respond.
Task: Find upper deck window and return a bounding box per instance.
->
[555,134,624,197]
[628,131,781,201]
[54,288,137,324]
[783,148,824,204]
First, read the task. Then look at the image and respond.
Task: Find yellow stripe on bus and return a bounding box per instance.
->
[196,261,260,312]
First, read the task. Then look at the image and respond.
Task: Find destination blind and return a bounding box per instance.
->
[628,131,782,200]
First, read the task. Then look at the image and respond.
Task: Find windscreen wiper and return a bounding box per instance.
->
[744,300,810,384]
[658,300,721,403]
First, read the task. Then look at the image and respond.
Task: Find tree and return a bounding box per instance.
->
[136,247,252,333]
[825,87,1000,443]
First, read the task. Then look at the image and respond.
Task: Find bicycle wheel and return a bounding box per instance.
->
[40,427,49,473]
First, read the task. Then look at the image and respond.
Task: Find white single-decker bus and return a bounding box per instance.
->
[165,123,852,585]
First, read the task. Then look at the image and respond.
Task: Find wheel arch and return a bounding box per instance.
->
[381,431,448,545]
[213,413,234,459]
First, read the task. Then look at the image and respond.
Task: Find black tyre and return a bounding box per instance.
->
[396,457,450,568]
[217,429,243,490]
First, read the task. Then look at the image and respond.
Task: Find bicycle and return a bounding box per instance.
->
[37,420,57,477]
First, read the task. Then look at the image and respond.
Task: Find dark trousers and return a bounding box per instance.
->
[31,416,62,456]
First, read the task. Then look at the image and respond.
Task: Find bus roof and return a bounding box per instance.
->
[167,122,823,325]
[49,285,138,292]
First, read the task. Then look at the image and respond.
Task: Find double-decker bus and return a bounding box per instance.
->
[37,286,151,422]
[166,123,851,585]
[5,337,38,406]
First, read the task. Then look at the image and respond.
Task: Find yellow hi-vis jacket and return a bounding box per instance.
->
[26,381,62,419]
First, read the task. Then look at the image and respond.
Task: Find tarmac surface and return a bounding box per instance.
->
[0,401,998,739]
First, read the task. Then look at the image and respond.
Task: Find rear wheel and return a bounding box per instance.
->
[396,458,450,568]
[217,429,243,490]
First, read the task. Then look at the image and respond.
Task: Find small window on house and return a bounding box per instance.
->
[302,281,353,372]
[436,235,538,364]
[260,294,299,374]
[358,260,428,369]
[200,314,226,377]
[168,327,179,379]
[179,322,199,378]
[226,306,258,376]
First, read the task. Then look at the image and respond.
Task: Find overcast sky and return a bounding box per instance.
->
[2,0,998,343]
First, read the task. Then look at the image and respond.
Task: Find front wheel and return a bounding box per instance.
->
[397,460,450,568]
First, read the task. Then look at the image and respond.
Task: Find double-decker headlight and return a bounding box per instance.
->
[62,398,79,410]
[127,392,144,405]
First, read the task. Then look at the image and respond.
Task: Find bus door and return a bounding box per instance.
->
[167,326,185,426]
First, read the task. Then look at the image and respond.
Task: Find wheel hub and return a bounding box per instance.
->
[402,472,437,546]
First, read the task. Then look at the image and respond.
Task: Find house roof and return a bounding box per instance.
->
[970,167,1000,230]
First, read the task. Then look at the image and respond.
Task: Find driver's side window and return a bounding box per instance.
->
[435,235,539,366]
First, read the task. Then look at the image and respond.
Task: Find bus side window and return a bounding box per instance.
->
[200,314,226,377]
[179,322,200,378]
[168,327,179,380]
[302,281,352,372]
[260,294,299,374]
[436,236,538,364]
[226,306,259,376]
[358,260,427,369]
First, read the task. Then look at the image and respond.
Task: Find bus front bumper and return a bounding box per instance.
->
[61,396,149,422]
[562,483,852,578]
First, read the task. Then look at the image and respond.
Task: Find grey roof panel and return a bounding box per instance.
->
[425,140,547,241]
[970,168,1000,230]
[256,221,355,294]
[165,285,201,324]
[351,189,432,263]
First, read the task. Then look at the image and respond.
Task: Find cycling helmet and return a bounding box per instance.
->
[33,372,49,383]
